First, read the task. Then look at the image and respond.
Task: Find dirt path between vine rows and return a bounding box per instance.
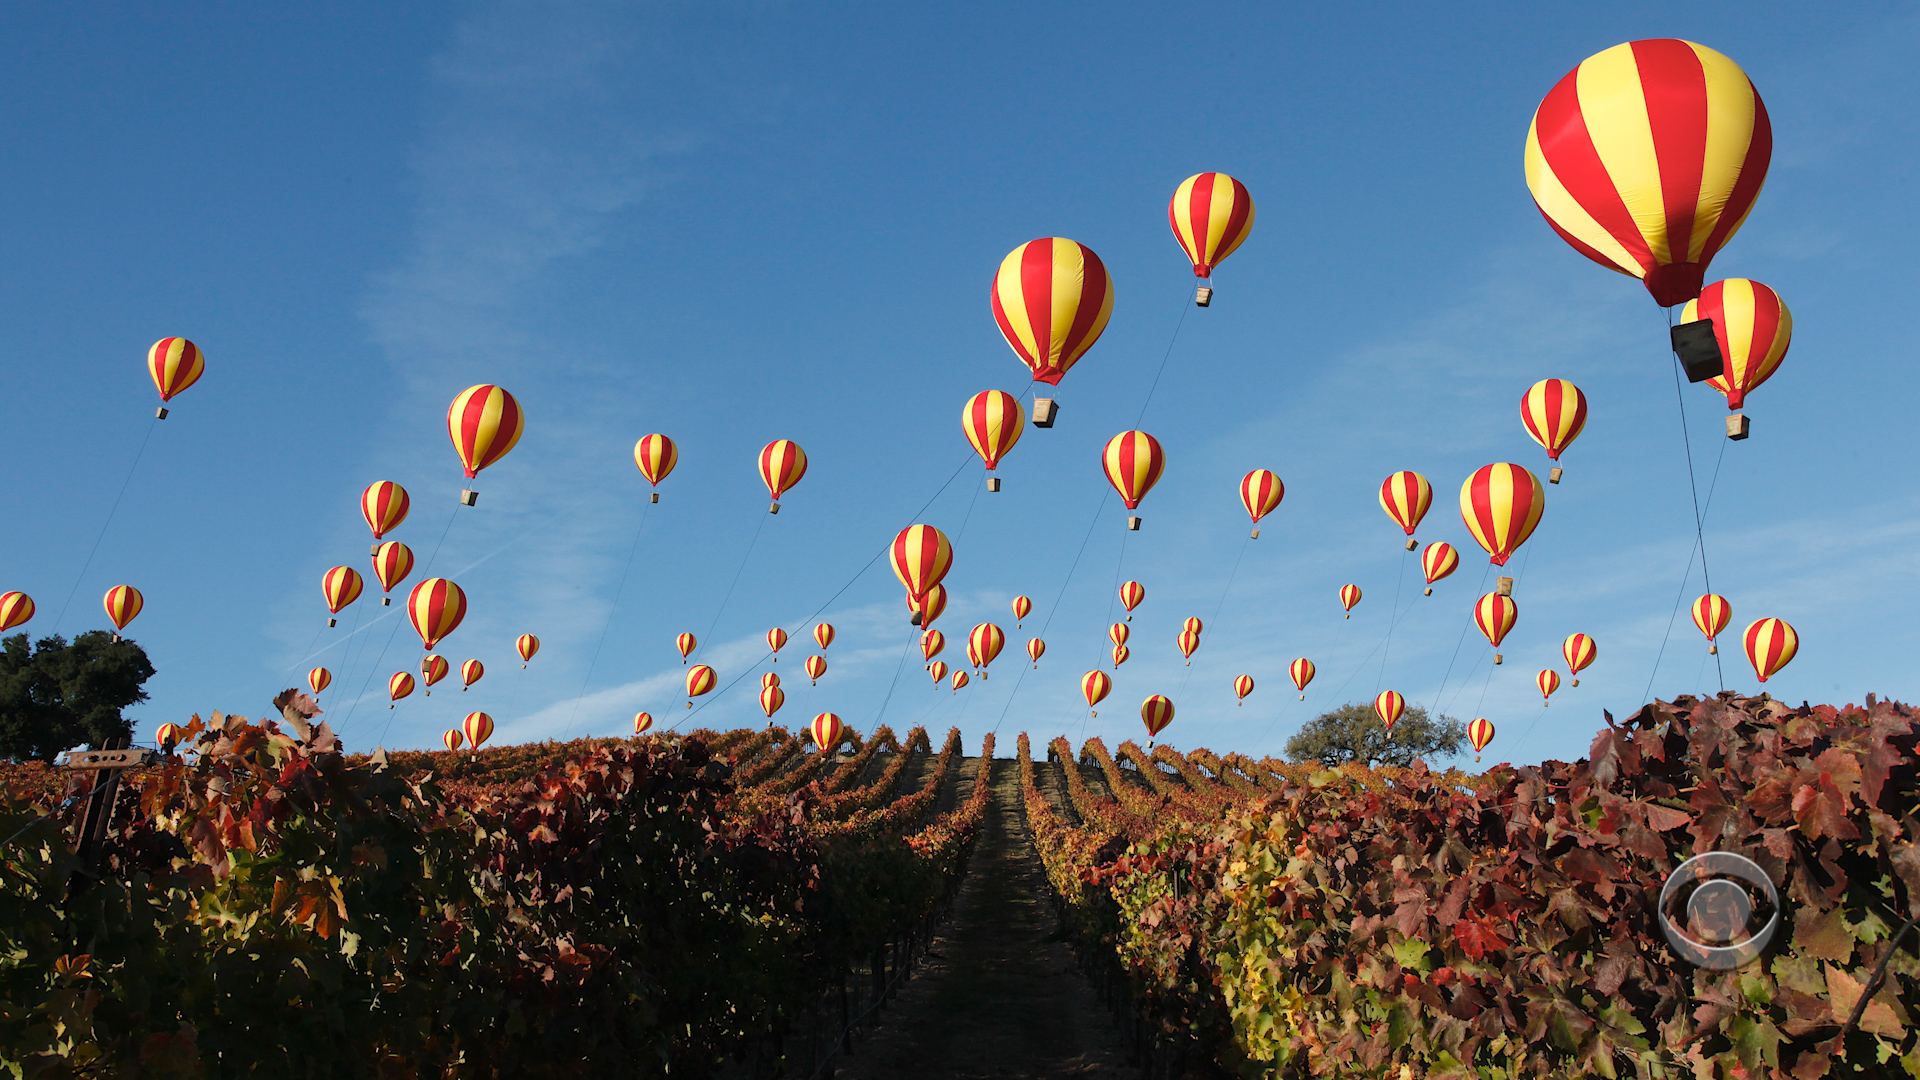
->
[833,758,1133,1080]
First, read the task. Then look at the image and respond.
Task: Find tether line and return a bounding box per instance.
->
[53,414,160,634]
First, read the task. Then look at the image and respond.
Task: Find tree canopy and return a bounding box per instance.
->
[0,631,156,761]
[1283,700,1466,769]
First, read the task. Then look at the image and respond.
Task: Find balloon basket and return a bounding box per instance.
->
[1127,516,1141,531]
[1671,319,1725,383]
[1496,576,1513,597]
[383,597,391,606]
[1031,398,1058,428]
[111,634,120,643]
[1405,538,1418,551]
[1709,644,1718,655]
[1493,653,1503,665]
[910,611,923,626]
[1194,286,1212,307]
[769,501,781,514]
[1250,528,1259,539]
[1344,613,1350,620]
[1571,678,1580,687]
[1549,467,1563,485]
[1725,414,1750,441]
[1423,587,1432,596]
[987,477,1001,492]
[155,406,169,419]
[651,492,660,503]
[460,489,478,506]
[1299,694,1305,701]
[328,618,337,627]
[1089,710,1097,718]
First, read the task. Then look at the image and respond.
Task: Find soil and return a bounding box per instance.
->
[831,759,1134,1080]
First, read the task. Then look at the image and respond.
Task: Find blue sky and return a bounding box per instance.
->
[3,2,1914,766]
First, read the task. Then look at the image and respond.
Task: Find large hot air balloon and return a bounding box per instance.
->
[104,586,143,632]
[322,566,364,625]
[1379,472,1432,548]
[1026,638,1045,668]
[308,667,331,695]
[766,627,788,659]
[758,440,808,512]
[1239,470,1284,538]
[805,655,827,685]
[408,579,467,651]
[1108,623,1129,648]
[421,654,449,695]
[1563,633,1596,686]
[1520,380,1589,481]
[372,541,415,604]
[1743,618,1797,683]
[1340,584,1362,618]
[1374,691,1405,731]
[1103,431,1166,529]
[1420,543,1459,597]
[1289,658,1315,700]
[0,592,35,632]
[929,660,949,684]
[890,524,954,605]
[1460,464,1546,566]
[1119,581,1145,621]
[1081,670,1111,714]
[1692,594,1731,654]
[1141,695,1175,739]
[147,338,205,412]
[388,672,415,706]
[1682,279,1792,411]
[1524,40,1772,308]
[963,390,1025,489]
[676,632,697,663]
[1111,644,1131,669]
[814,623,835,650]
[1011,595,1031,626]
[634,711,653,735]
[1233,674,1254,704]
[462,711,494,749]
[634,434,678,501]
[361,482,411,539]
[950,670,969,693]
[1176,629,1200,665]
[685,664,717,706]
[461,659,484,690]
[447,385,525,488]
[921,628,946,664]
[910,584,948,628]
[810,712,845,752]
[990,238,1114,388]
[1537,669,1561,706]
[1467,718,1495,762]
[443,729,464,752]
[516,633,540,667]
[1475,593,1519,661]
[967,623,1005,674]
[760,684,785,719]
[1169,173,1256,284]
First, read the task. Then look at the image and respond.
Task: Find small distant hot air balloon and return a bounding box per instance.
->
[322,566,364,625]
[811,712,844,751]
[308,667,331,696]
[758,440,808,513]
[461,659,484,690]
[447,385,525,483]
[762,672,780,689]
[1340,584,1362,618]
[814,622,835,650]
[408,578,467,651]
[634,711,653,735]
[1379,472,1433,549]
[1108,623,1129,648]
[1374,691,1405,731]
[910,584,948,628]
[1103,431,1166,530]
[951,670,970,693]
[1119,580,1145,621]
[1475,594,1519,664]
[967,623,1005,676]
[1520,380,1589,482]
[1460,464,1546,566]
[1026,638,1045,668]
[760,684,785,719]
[155,722,184,750]
[462,711,494,749]
[147,338,204,416]
[890,524,954,606]
[0,591,35,632]
[372,541,415,605]
[990,238,1114,391]
[1239,469,1284,538]
[1289,658,1315,700]
[1692,594,1731,654]
[634,433,678,502]
[516,633,540,667]
[361,482,410,539]
[1683,279,1792,413]
[1537,669,1561,706]
[921,628,946,664]
[767,627,788,660]
[1182,617,1203,636]
[443,729,464,752]
[930,660,949,684]
[806,655,827,685]
[1141,695,1175,740]
[1169,172,1256,293]
[388,672,415,707]
[1420,543,1458,597]
[103,586,143,635]
[421,654,449,695]
[1233,675,1254,705]
[1112,644,1131,669]
[1081,670,1111,715]
[1563,633,1596,686]
[676,632,697,663]
[685,664,717,706]
[1743,618,1798,683]
[963,390,1025,490]
[1176,629,1200,665]
[1467,718,1495,763]
[1011,595,1031,626]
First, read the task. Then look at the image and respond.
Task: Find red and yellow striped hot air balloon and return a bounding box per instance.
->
[762,672,780,689]
[967,623,1005,673]
[421,654,449,695]
[1103,431,1166,528]
[930,660,949,684]
[810,712,844,752]
[1119,580,1145,621]
[308,667,331,695]
[910,583,948,628]
[760,684,785,719]
[1233,674,1254,704]
[516,633,540,666]
[676,632,697,663]
[155,722,184,749]
[1467,717,1495,762]
[1524,40,1772,308]
[322,567,364,621]
[372,542,415,602]
[1239,469,1284,538]
[1011,595,1031,626]
[0,591,34,632]
[361,481,410,539]
[758,440,808,511]
[990,238,1115,387]
[921,628,945,663]
[1520,380,1589,475]
[103,586,143,632]
[633,711,653,735]
[1379,472,1433,548]
[447,385,525,480]
[1374,691,1405,731]
[388,672,415,707]
[684,664,717,706]
[1112,644,1131,669]
[147,338,205,404]
[461,659,484,689]
[890,524,954,605]
[1743,618,1796,683]
[1681,279,1792,410]
[462,711,494,749]
[1289,658,1315,700]
[1420,542,1459,596]
[1082,670,1111,713]
[962,390,1025,481]
[1563,633,1596,686]
[1176,629,1201,665]
[407,578,467,651]
[444,729,464,752]
[1026,638,1045,668]
[766,627,788,659]
[1108,622,1129,648]
[1459,464,1546,566]
[1169,173,1256,279]
[634,433,678,499]
[1141,695,1175,739]
[813,622,835,650]
[950,669,969,693]
[1692,594,1731,653]
[1183,617,1204,636]
[1339,584,1362,618]
[805,655,827,685]
[1537,669,1561,705]
[1475,594,1519,654]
